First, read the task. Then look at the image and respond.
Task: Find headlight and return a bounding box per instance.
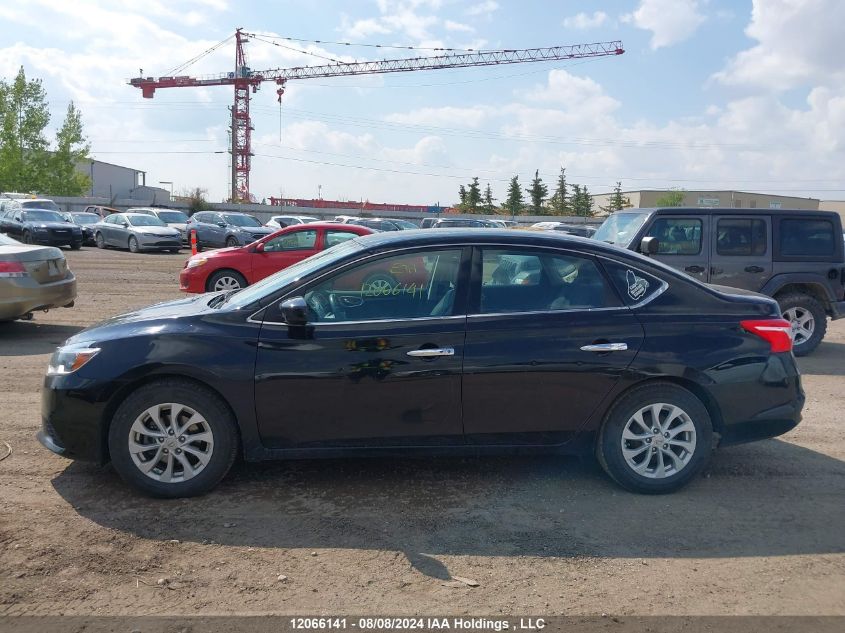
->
[186,257,207,269]
[47,346,100,375]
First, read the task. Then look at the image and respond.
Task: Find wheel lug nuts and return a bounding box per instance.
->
[646,438,651,444]
[651,447,657,452]
[175,448,182,454]
[163,448,169,454]
[664,432,670,438]
[652,428,659,434]
[157,437,164,443]
[168,429,175,436]
[179,436,186,442]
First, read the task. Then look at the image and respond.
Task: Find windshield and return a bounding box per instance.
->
[224,214,261,227]
[127,215,166,227]
[23,210,65,222]
[593,212,650,246]
[22,200,60,211]
[156,211,189,223]
[128,208,155,215]
[71,213,99,225]
[0,233,20,245]
[390,219,418,229]
[225,239,362,309]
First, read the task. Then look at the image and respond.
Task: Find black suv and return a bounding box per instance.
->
[594,208,845,355]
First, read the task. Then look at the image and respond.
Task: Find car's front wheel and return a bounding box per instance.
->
[597,382,713,494]
[108,379,239,498]
[95,232,105,249]
[225,236,239,248]
[207,269,247,292]
[128,236,140,253]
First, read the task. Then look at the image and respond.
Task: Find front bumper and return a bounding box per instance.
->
[31,231,82,246]
[40,374,111,463]
[0,274,77,320]
[830,299,845,320]
[179,266,208,293]
[136,233,182,250]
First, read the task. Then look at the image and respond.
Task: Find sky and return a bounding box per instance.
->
[1,0,844,205]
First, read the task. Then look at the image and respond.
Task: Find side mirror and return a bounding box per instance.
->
[279,297,308,326]
[217,221,227,227]
[640,236,659,255]
[121,221,129,227]
[253,242,265,253]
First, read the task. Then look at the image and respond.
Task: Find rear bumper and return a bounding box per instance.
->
[0,274,77,320]
[830,300,845,320]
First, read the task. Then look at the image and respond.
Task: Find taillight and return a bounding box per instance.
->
[0,261,27,278]
[741,319,793,353]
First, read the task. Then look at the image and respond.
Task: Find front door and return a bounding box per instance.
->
[252,228,319,282]
[255,247,469,448]
[642,215,710,282]
[709,215,771,292]
[461,247,644,445]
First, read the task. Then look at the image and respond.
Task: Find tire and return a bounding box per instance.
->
[168,248,180,254]
[95,232,106,249]
[70,241,82,250]
[225,236,239,248]
[206,269,247,292]
[362,273,397,296]
[596,382,713,494]
[777,293,826,357]
[128,236,140,253]
[22,231,32,244]
[107,379,239,498]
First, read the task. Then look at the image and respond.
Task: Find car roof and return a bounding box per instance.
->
[286,222,372,232]
[622,207,840,217]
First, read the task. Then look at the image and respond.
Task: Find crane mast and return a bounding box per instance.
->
[130,29,624,202]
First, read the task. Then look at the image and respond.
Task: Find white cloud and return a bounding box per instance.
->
[339,16,392,40]
[466,1,498,17]
[562,11,608,29]
[444,19,474,33]
[623,0,705,49]
[714,0,845,90]
[385,106,493,128]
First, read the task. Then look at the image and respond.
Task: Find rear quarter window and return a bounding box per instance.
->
[777,218,835,259]
[600,259,666,306]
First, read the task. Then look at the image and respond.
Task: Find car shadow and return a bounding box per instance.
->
[52,438,845,567]
[797,341,845,376]
[0,321,85,356]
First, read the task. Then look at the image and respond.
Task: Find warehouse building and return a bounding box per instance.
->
[75,158,155,200]
[591,189,820,214]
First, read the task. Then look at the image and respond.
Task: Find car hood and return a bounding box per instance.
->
[238,226,274,235]
[166,223,187,231]
[133,226,181,236]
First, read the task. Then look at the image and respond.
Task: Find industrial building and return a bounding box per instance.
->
[591,189,820,214]
[74,158,169,202]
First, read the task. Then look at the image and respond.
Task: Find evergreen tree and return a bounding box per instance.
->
[581,184,594,217]
[467,176,481,212]
[481,182,496,214]
[457,184,467,209]
[548,167,569,215]
[46,102,91,196]
[526,169,548,215]
[503,175,524,218]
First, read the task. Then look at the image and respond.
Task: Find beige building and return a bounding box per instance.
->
[591,190,820,215]
[819,200,845,224]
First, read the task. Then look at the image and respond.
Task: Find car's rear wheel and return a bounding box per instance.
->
[207,269,247,292]
[22,231,31,244]
[597,382,713,494]
[128,236,140,253]
[108,379,238,498]
[95,232,105,249]
[70,241,82,250]
[778,293,826,356]
[225,236,238,248]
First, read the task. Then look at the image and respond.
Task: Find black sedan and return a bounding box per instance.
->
[5,209,83,249]
[39,230,803,497]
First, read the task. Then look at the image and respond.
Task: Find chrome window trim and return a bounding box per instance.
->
[255,314,466,328]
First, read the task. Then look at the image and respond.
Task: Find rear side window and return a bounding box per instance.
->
[478,249,620,314]
[716,218,767,256]
[779,219,835,257]
[645,218,702,255]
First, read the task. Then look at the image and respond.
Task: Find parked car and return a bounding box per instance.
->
[83,205,119,218]
[333,215,361,224]
[431,218,492,228]
[555,224,597,238]
[186,211,274,249]
[2,207,83,249]
[265,215,319,229]
[128,207,190,243]
[40,229,802,498]
[594,207,845,355]
[420,217,438,228]
[61,212,100,245]
[0,233,76,321]
[93,213,182,253]
[180,223,373,293]
[348,218,405,232]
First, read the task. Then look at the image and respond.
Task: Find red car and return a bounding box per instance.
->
[180,223,373,293]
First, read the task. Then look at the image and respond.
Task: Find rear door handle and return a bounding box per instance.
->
[711,267,723,275]
[684,265,705,274]
[407,347,455,358]
[745,265,764,273]
[580,343,628,352]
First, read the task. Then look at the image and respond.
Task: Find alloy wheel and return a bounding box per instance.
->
[213,275,243,291]
[783,306,814,346]
[621,403,697,479]
[128,403,215,483]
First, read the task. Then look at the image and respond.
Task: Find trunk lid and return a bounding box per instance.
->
[0,245,68,284]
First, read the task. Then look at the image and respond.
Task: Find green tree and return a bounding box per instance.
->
[184,186,212,212]
[570,183,595,217]
[655,190,686,207]
[457,184,468,210]
[601,181,633,213]
[45,102,91,196]
[481,182,496,214]
[503,175,524,218]
[467,176,481,212]
[525,169,548,215]
[0,66,50,192]
[548,167,569,215]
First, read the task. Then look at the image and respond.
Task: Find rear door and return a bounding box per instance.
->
[709,215,771,291]
[252,227,319,282]
[642,215,710,282]
[461,246,644,445]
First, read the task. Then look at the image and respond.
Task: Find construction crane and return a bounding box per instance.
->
[130,29,624,202]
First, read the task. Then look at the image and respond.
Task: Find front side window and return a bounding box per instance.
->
[645,218,702,255]
[264,229,317,252]
[478,249,619,314]
[128,215,166,227]
[779,219,835,256]
[716,218,767,256]
[304,249,462,322]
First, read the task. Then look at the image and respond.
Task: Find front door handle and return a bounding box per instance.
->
[580,343,628,352]
[684,265,705,274]
[745,265,764,273]
[407,347,455,358]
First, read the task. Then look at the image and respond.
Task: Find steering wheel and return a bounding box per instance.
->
[327,292,346,321]
[307,290,331,320]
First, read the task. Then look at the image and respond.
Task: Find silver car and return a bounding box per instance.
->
[128,207,190,244]
[93,213,182,253]
[0,233,76,321]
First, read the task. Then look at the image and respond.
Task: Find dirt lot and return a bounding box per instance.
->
[0,247,843,617]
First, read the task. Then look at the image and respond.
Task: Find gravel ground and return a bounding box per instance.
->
[0,247,843,616]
